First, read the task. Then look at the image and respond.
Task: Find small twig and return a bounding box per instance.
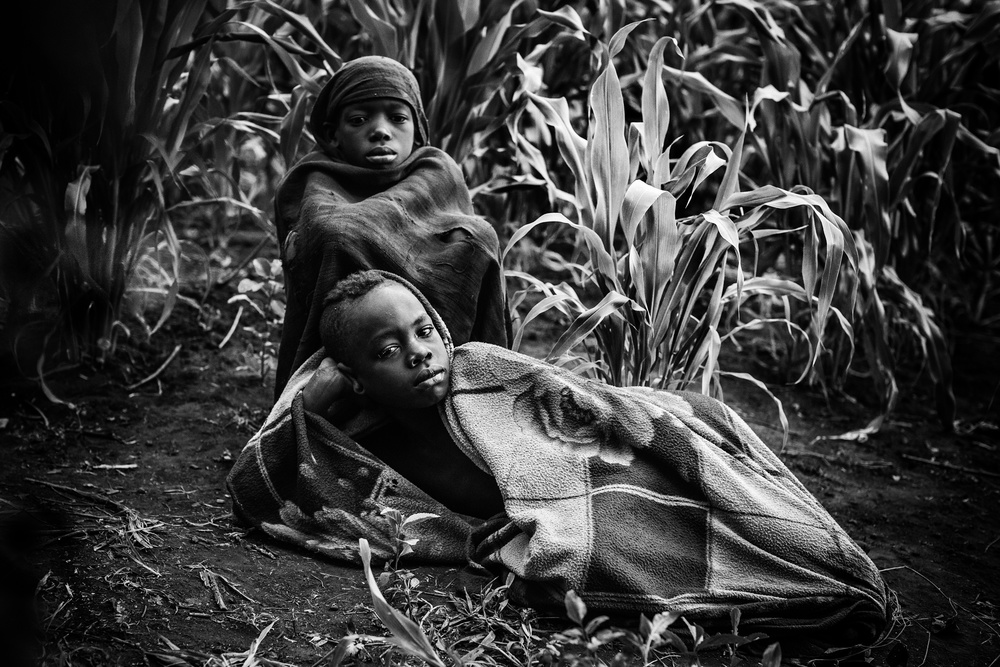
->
[26,402,51,428]
[219,305,244,349]
[782,450,840,463]
[27,478,130,513]
[901,454,1000,479]
[986,535,999,553]
[881,565,1000,641]
[127,344,182,391]
[214,571,257,603]
[200,570,227,610]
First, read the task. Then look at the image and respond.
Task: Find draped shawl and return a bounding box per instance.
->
[273,146,509,395]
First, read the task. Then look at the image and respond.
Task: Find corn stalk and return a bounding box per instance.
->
[505,20,858,443]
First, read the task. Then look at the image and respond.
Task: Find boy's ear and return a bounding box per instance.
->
[336,362,364,395]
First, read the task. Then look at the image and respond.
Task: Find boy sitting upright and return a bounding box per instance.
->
[228,269,891,648]
[272,56,508,398]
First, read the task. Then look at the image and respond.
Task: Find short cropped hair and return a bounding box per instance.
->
[319,270,393,360]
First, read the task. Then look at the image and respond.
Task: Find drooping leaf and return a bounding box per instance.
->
[548,291,631,362]
[884,28,918,88]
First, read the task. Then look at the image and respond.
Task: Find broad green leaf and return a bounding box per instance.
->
[748,85,789,132]
[548,291,631,361]
[467,3,515,75]
[259,0,342,71]
[345,0,398,57]
[588,53,629,249]
[513,292,577,352]
[279,86,311,168]
[701,329,722,396]
[643,191,679,313]
[844,124,889,263]
[536,6,590,36]
[884,28,918,88]
[642,37,679,184]
[503,213,619,291]
[564,589,587,625]
[702,210,740,249]
[712,106,747,210]
[692,148,728,197]
[621,180,670,247]
[663,65,744,129]
[608,19,650,58]
[525,90,591,215]
[719,184,785,211]
[358,539,447,667]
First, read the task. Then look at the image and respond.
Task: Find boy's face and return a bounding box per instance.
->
[337,283,450,409]
[330,98,416,169]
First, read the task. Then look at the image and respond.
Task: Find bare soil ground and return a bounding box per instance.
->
[1,302,998,666]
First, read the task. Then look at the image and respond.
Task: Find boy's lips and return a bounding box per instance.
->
[413,366,446,387]
[366,147,397,163]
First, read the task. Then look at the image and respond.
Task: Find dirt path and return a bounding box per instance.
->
[1,319,997,666]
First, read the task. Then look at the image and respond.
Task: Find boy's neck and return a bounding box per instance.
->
[387,404,445,436]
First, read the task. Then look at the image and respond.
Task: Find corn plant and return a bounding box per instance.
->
[0,0,213,375]
[163,0,341,258]
[504,21,857,442]
[624,0,1000,427]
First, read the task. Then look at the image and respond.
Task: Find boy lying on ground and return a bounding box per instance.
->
[227,270,891,648]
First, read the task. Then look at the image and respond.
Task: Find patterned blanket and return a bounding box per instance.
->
[447,343,890,643]
[227,342,889,644]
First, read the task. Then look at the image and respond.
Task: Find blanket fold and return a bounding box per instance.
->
[442,343,890,643]
[227,349,476,563]
[227,340,890,645]
[272,146,509,396]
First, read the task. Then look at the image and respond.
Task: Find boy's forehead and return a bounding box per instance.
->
[339,98,412,114]
[351,283,426,328]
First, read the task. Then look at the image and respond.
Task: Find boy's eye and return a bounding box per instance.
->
[418,325,434,338]
[346,115,367,126]
[391,114,410,123]
[377,345,398,360]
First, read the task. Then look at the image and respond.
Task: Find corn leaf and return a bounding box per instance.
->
[642,37,679,184]
[548,291,631,362]
[345,0,398,57]
[357,539,446,667]
[621,180,671,247]
[663,65,745,129]
[588,49,629,249]
[883,28,918,88]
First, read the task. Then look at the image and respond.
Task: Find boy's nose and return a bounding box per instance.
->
[370,121,391,140]
[408,345,431,367]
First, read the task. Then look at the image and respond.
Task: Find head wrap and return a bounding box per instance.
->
[310,56,430,156]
